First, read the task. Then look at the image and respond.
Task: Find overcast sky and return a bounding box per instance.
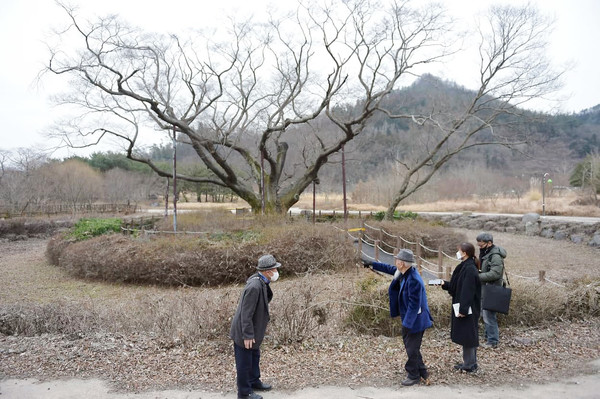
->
[1,0,598,157]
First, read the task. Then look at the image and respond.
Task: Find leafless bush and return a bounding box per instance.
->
[0,219,70,238]
[110,289,239,347]
[503,278,600,326]
[345,276,398,336]
[0,290,237,347]
[347,275,600,337]
[269,280,332,344]
[45,234,74,265]
[49,222,356,286]
[0,301,101,336]
[0,220,26,236]
[0,276,345,347]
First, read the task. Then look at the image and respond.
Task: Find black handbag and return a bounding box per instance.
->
[481,272,512,314]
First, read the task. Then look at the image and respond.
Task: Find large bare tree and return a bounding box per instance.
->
[44,0,451,214]
[44,1,561,216]
[378,4,562,219]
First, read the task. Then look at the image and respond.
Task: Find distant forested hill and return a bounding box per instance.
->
[80,75,599,195]
[316,75,600,188]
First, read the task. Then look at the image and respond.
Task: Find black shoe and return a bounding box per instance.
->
[401,377,421,386]
[453,363,464,370]
[238,393,263,399]
[251,381,272,391]
[464,365,479,374]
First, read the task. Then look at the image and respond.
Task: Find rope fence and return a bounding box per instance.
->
[119,216,567,288]
[354,221,568,287]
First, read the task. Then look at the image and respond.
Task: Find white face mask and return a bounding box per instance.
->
[456,251,463,260]
[270,270,279,282]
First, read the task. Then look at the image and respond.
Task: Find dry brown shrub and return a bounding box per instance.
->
[0,219,69,237]
[345,276,397,336]
[0,289,237,347]
[45,234,73,266]
[51,222,355,286]
[502,278,600,326]
[0,275,346,346]
[0,301,101,336]
[0,220,27,236]
[348,274,600,337]
[269,278,335,344]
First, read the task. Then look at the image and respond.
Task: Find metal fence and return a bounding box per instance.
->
[0,203,138,217]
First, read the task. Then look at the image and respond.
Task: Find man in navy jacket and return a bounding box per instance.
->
[363,249,433,386]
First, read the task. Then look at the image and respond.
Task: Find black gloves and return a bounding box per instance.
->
[361,258,373,268]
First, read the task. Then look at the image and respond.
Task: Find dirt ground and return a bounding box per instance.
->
[1,230,599,398]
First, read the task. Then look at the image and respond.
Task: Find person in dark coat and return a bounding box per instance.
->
[363,249,433,386]
[476,232,507,348]
[230,254,281,399]
[439,242,481,373]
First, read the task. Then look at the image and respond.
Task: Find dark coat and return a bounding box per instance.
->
[372,262,433,334]
[442,257,481,347]
[229,273,273,349]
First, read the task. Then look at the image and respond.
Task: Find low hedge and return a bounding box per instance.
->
[47,224,356,286]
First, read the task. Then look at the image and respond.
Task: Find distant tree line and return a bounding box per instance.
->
[0,147,238,216]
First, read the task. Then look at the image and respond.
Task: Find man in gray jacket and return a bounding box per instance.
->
[230,254,281,399]
[476,233,507,348]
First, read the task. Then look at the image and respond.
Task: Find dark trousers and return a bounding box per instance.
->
[402,327,428,380]
[462,345,477,370]
[234,343,261,396]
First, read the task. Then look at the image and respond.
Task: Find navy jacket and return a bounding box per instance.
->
[372,261,433,333]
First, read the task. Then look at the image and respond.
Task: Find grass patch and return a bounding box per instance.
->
[66,218,122,241]
[372,210,418,221]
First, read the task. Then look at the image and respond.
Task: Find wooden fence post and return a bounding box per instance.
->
[539,270,546,283]
[438,246,443,277]
[374,240,380,261]
[416,240,422,276]
[445,265,451,280]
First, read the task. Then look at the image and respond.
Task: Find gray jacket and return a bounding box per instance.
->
[229,273,272,349]
[479,245,507,286]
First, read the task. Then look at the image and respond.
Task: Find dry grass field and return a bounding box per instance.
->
[174,190,600,217]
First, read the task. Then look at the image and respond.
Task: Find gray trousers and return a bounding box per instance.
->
[462,346,477,370]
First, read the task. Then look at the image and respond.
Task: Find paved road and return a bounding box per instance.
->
[2,368,599,399]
